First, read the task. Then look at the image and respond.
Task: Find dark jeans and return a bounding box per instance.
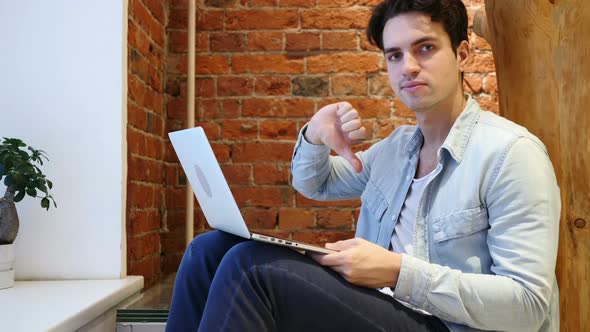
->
[166,230,449,332]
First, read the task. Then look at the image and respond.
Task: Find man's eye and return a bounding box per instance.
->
[421,44,434,52]
[388,52,402,61]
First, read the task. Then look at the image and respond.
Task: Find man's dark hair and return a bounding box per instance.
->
[367,0,469,55]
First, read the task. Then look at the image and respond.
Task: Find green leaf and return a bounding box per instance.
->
[4,175,14,187]
[47,180,53,189]
[26,187,37,197]
[14,190,26,202]
[41,197,50,210]
[0,164,5,176]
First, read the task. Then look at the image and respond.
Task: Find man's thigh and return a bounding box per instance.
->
[204,241,447,332]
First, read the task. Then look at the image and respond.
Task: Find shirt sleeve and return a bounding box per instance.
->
[393,137,561,331]
[291,124,375,200]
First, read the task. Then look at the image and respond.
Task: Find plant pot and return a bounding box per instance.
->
[0,243,15,289]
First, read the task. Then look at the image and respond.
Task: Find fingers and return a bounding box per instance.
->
[335,146,363,173]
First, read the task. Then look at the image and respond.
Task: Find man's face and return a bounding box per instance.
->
[383,12,467,112]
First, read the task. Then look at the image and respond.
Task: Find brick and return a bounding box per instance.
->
[165,186,186,209]
[221,164,252,185]
[259,120,297,140]
[169,9,224,30]
[279,208,315,230]
[131,0,165,47]
[301,9,372,29]
[317,0,376,6]
[197,56,230,74]
[129,48,149,84]
[221,99,241,118]
[169,30,209,53]
[475,95,499,114]
[247,31,283,51]
[332,75,367,96]
[128,155,164,183]
[128,101,148,130]
[307,53,381,73]
[128,256,157,283]
[205,0,238,7]
[242,99,315,118]
[473,34,492,51]
[322,31,357,50]
[210,33,247,52]
[142,0,166,24]
[212,143,231,162]
[242,208,278,229]
[160,228,187,254]
[226,10,298,30]
[394,97,414,118]
[128,182,159,208]
[196,78,216,98]
[292,76,329,97]
[463,75,483,94]
[279,0,315,7]
[240,0,277,6]
[128,210,161,236]
[350,98,393,118]
[369,74,394,96]
[286,32,321,51]
[165,163,179,186]
[166,98,186,120]
[222,120,258,139]
[194,121,221,139]
[360,31,381,52]
[128,20,163,69]
[464,53,496,73]
[233,55,304,74]
[317,98,390,119]
[170,0,188,8]
[129,232,161,260]
[232,142,295,162]
[291,230,354,246]
[483,74,497,94]
[253,164,290,185]
[232,187,286,207]
[317,209,353,228]
[147,65,163,93]
[296,192,360,207]
[255,76,292,96]
[199,99,220,119]
[217,76,253,96]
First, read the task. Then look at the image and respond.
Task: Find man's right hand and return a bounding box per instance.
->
[304,102,368,173]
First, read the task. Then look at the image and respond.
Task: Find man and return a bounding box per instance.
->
[166,1,560,331]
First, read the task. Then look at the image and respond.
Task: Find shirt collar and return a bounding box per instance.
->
[404,94,481,164]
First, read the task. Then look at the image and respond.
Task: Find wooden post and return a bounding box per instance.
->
[474,1,590,330]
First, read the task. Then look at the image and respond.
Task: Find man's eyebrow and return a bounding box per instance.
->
[383,36,437,54]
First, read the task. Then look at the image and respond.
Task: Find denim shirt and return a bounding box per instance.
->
[291,96,560,332]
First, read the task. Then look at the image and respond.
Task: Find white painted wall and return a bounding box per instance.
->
[0,0,127,279]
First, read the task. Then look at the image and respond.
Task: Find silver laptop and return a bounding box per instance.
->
[168,127,335,255]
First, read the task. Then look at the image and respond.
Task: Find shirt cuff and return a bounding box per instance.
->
[293,124,331,161]
[393,254,433,309]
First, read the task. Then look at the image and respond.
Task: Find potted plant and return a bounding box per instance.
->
[0,137,56,289]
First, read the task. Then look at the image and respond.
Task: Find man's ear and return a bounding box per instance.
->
[457,40,470,71]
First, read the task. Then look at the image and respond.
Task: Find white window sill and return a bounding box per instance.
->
[0,276,143,332]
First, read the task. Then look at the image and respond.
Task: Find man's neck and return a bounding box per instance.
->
[415,90,466,150]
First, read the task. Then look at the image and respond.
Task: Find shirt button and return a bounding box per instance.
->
[405,295,411,301]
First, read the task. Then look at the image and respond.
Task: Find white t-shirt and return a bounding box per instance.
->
[391,168,437,255]
[379,168,436,315]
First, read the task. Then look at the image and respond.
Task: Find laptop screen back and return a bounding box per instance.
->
[168,127,250,239]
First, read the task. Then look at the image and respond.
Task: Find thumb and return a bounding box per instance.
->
[334,145,363,173]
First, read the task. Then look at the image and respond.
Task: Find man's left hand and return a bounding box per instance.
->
[310,238,401,288]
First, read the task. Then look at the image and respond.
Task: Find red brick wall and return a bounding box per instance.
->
[159,0,498,276]
[127,0,168,288]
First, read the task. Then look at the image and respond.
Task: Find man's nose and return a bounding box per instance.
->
[401,54,420,77]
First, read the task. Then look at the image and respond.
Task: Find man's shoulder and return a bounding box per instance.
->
[469,109,549,158]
